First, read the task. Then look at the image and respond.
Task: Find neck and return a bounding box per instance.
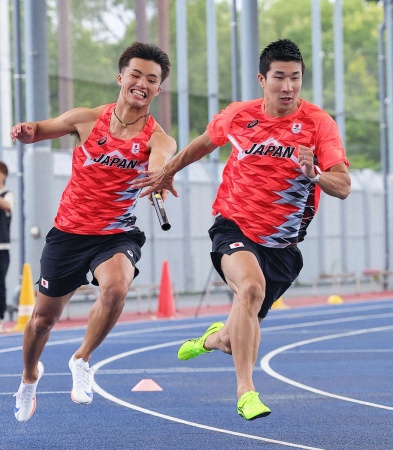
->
[113,105,150,128]
[263,99,301,119]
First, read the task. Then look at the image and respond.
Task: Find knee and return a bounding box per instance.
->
[99,284,128,309]
[31,311,58,334]
[238,282,264,309]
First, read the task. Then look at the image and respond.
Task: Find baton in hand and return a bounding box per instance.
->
[152,192,171,231]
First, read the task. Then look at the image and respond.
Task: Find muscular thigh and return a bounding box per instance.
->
[93,253,135,290]
[221,251,265,295]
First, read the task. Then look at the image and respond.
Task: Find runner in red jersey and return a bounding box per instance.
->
[133,39,351,420]
[10,42,176,422]
[208,97,348,247]
[54,102,155,234]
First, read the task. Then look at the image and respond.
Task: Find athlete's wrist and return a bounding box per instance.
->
[162,165,174,178]
[308,165,321,183]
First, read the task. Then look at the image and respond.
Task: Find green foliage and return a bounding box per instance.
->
[36,0,386,167]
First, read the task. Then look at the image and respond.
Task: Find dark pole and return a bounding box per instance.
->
[135,0,147,42]
[158,0,171,133]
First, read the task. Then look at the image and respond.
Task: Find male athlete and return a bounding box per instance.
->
[132,39,351,420]
[10,42,176,422]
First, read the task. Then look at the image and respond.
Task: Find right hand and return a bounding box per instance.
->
[131,168,179,199]
[10,122,35,143]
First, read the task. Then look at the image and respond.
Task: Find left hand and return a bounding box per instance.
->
[298,145,318,179]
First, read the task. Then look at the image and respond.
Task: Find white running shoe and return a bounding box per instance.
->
[14,361,45,422]
[68,354,93,404]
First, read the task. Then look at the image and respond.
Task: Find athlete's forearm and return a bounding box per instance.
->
[164,132,217,177]
[316,170,351,200]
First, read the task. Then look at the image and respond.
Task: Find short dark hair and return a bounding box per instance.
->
[0,161,8,177]
[259,39,305,77]
[118,42,171,84]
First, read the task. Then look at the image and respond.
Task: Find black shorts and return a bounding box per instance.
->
[208,215,303,318]
[38,227,146,297]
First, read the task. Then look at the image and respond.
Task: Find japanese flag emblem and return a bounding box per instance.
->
[229,242,244,249]
[41,278,49,289]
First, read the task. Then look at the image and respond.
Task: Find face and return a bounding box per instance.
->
[0,171,6,187]
[258,60,303,117]
[117,58,162,108]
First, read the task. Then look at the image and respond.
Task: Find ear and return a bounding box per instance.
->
[155,86,162,96]
[257,73,265,89]
[117,74,122,86]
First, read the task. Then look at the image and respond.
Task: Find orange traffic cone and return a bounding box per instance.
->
[271,297,289,310]
[14,263,36,332]
[156,260,176,319]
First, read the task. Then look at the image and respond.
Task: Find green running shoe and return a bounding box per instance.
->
[237,391,271,420]
[177,322,224,361]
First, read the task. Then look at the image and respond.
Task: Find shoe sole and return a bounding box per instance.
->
[70,390,93,405]
[238,409,271,420]
[29,397,37,419]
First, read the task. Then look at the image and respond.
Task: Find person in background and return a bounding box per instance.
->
[10,42,176,422]
[0,161,14,334]
[131,38,351,420]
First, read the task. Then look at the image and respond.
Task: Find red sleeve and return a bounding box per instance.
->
[314,112,349,170]
[206,110,231,147]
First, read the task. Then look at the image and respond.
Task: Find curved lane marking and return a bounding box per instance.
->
[91,343,325,450]
[260,325,393,410]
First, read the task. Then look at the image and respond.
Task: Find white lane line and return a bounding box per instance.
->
[260,325,393,411]
[91,344,325,450]
[268,301,393,320]
[0,323,214,354]
[261,312,393,333]
[3,309,391,355]
[1,390,70,396]
[1,367,239,379]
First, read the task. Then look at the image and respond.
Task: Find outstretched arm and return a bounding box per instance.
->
[10,107,101,144]
[132,130,217,198]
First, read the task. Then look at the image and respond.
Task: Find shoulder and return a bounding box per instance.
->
[149,121,177,149]
[0,189,14,211]
[219,99,261,118]
[300,99,335,122]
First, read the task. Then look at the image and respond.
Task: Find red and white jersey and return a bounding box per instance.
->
[54,103,155,234]
[207,98,349,247]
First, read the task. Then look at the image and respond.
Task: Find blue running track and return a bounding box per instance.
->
[1,299,392,449]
